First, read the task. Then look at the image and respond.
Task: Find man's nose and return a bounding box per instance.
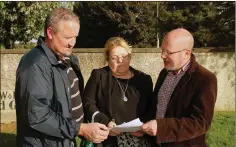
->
[68,38,76,47]
[161,52,167,59]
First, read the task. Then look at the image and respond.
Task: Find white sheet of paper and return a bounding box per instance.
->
[111,118,143,132]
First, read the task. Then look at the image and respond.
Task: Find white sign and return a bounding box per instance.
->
[0,90,15,110]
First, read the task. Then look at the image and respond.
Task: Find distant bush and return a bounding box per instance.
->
[13,43,36,49]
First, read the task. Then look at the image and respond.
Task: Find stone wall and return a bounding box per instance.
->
[1,48,235,123]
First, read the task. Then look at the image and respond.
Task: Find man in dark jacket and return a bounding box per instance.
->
[15,8,109,147]
[141,28,217,147]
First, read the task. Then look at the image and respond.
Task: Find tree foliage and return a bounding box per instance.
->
[213,1,235,47]
[158,1,235,47]
[74,2,157,48]
[75,1,234,48]
[0,2,74,49]
[0,1,234,49]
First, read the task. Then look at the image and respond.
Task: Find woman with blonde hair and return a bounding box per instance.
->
[82,37,155,147]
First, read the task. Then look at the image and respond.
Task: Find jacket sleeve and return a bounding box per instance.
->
[156,73,217,143]
[83,69,110,125]
[18,63,77,139]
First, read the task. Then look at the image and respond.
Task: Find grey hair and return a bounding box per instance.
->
[44,7,79,37]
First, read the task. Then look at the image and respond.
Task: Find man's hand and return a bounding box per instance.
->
[130,130,145,137]
[107,121,121,136]
[79,123,109,143]
[141,120,157,136]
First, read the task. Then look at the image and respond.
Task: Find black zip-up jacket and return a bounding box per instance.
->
[15,37,84,147]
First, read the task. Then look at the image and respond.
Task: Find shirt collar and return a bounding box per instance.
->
[169,59,191,75]
[58,57,71,66]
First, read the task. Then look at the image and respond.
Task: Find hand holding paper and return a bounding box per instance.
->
[107,120,121,136]
[110,118,143,132]
[141,119,157,136]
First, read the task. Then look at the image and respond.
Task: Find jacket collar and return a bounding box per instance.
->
[37,36,61,66]
[187,53,198,74]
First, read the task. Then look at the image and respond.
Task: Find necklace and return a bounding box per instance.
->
[115,71,132,102]
[115,78,129,102]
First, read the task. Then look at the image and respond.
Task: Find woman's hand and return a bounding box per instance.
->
[130,130,145,137]
[107,121,121,136]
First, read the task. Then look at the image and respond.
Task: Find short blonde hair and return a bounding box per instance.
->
[104,37,132,61]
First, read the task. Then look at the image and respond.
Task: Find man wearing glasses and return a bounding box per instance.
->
[141,28,217,147]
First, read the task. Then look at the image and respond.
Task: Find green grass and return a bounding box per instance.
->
[0,133,16,147]
[206,111,235,147]
[0,111,234,147]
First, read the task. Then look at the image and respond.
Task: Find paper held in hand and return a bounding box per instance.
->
[110,118,143,132]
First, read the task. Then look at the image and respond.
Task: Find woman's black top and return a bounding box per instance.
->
[82,66,156,147]
[83,66,155,125]
[111,75,145,125]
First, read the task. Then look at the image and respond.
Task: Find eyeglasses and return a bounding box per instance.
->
[161,49,187,56]
[109,54,130,62]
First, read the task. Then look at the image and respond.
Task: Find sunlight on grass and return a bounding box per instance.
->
[206,111,235,147]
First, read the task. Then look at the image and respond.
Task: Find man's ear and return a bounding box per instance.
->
[47,27,54,39]
[185,49,191,56]
[183,49,191,60]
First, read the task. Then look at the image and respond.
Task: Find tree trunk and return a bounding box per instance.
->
[3,39,14,49]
